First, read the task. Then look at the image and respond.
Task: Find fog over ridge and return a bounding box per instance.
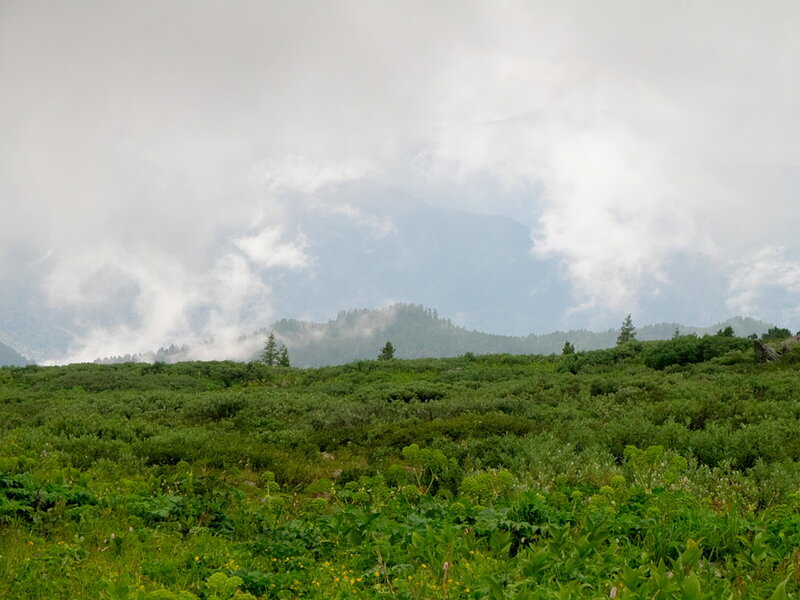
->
[1,1,799,362]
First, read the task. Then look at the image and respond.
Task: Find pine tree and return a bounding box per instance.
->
[378,341,395,360]
[277,345,290,367]
[260,332,278,366]
[761,326,791,342]
[562,341,575,355]
[617,314,637,345]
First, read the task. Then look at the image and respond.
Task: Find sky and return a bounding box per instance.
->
[1,1,799,362]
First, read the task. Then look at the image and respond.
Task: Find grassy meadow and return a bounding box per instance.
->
[1,336,800,599]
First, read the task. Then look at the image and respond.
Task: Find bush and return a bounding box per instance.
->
[645,334,750,370]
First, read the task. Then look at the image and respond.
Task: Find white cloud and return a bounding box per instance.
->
[3,0,800,354]
[531,118,707,313]
[234,228,310,270]
[407,3,800,317]
[43,243,276,363]
[727,246,800,323]
[311,202,398,240]
[252,156,373,195]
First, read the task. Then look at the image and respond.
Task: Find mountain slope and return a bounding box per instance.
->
[0,341,33,366]
[259,305,771,367]
[91,304,773,367]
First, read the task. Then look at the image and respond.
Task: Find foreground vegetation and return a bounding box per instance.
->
[1,335,800,599]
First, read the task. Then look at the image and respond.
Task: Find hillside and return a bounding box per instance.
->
[92,304,774,367]
[0,340,32,366]
[259,305,772,367]
[2,341,800,598]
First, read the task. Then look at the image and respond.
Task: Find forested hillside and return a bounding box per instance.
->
[261,305,770,367]
[2,335,800,598]
[92,305,773,367]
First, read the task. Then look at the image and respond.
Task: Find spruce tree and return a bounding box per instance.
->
[277,345,290,367]
[617,314,637,345]
[260,332,278,366]
[378,341,395,360]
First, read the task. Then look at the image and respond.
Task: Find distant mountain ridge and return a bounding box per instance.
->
[90,304,773,368]
[0,341,33,366]
[257,305,772,368]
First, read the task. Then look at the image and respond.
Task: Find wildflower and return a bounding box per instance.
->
[195,556,200,562]
[610,587,617,598]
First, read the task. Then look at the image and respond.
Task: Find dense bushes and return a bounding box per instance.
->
[0,347,799,598]
[644,334,751,370]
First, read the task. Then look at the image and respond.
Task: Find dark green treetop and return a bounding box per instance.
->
[277,345,290,367]
[617,314,637,345]
[762,326,792,342]
[379,341,395,361]
[260,332,278,366]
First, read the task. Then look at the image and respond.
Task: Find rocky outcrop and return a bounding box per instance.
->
[754,339,783,363]
[781,334,800,353]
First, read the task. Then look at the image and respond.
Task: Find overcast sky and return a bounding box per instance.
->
[2,1,799,361]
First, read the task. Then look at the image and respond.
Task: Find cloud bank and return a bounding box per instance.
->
[1,1,799,360]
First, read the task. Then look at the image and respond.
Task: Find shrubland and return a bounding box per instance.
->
[1,334,799,598]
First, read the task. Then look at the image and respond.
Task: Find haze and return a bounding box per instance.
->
[1,1,799,363]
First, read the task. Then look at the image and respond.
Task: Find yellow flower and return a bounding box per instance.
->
[194,556,200,562]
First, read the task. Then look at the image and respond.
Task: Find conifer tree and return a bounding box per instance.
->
[260,332,278,366]
[562,341,575,355]
[277,345,290,367]
[378,341,395,360]
[617,314,637,345]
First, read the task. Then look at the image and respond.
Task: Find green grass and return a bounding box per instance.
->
[1,340,800,598]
